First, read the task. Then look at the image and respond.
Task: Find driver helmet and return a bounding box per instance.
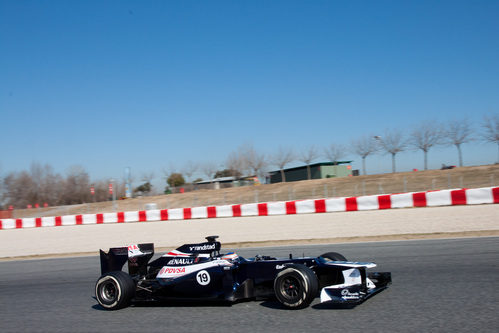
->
[221,252,239,261]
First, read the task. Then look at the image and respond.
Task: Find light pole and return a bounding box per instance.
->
[374,136,383,174]
[110,179,117,211]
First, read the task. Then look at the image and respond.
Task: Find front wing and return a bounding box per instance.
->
[320,268,391,303]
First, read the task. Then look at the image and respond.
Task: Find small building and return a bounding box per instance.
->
[194,176,257,189]
[195,176,237,185]
[268,161,353,183]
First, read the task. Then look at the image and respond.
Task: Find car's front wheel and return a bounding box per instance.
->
[95,271,135,310]
[320,252,347,261]
[273,264,319,309]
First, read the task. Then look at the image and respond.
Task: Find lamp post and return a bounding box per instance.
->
[109,179,117,211]
[374,136,383,174]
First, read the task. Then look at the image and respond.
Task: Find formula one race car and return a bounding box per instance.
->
[95,236,391,310]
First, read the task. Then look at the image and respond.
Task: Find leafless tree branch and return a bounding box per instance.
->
[201,162,218,182]
[272,147,295,182]
[299,146,320,180]
[409,121,443,170]
[482,115,499,163]
[352,136,377,175]
[376,130,406,172]
[444,119,473,167]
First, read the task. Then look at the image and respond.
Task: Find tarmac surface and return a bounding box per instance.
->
[1,238,498,333]
[1,204,498,259]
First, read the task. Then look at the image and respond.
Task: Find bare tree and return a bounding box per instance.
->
[33,163,63,205]
[3,171,34,208]
[1,163,136,207]
[2,163,67,208]
[375,130,406,173]
[481,115,499,163]
[94,179,112,202]
[409,121,443,170]
[63,165,91,204]
[443,119,473,167]
[272,147,295,182]
[240,144,266,179]
[0,167,4,209]
[352,136,377,175]
[226,151,247,178]
[300,146,320,180]
[324,144,345,163]
[201,162,218,182]
[182,161,198,183]
[140,171,155,183]
[324,143,346,177]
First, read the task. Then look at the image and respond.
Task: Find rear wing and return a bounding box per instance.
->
[175,241,221,256]
[99,243,154,276]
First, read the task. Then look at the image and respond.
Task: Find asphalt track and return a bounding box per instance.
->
[1,237,498,333]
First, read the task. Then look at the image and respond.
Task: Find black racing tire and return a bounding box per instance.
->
[320,252,347,261]
[95,271,135,310]
[273,264,319,309]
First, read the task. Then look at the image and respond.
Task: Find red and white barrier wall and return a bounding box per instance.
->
[1,187,498,230]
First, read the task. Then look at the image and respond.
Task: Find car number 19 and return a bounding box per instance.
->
[196,270,210,285]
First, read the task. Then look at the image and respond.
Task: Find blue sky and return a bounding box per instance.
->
[1,0,498,187]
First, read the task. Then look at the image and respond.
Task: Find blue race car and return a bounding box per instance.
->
[95,236,391,310]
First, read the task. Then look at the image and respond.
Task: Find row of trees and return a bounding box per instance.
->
[354,116,498,174]
[163,116,499,185]
[0,164,126,209]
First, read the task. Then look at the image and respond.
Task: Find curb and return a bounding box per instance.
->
[1,186,498,230]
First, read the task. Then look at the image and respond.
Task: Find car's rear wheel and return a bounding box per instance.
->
[320,252,347,261]
[95,271,135,310]
[273,264,319,309]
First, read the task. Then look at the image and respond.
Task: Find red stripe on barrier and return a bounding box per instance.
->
[451,189,467,205]
[207,206,217,218]
[378,195,391,210]
[232,205,242,217]
[258,203,268,216]
[413,192,427,207]
[96,214,104,224]
[117,212,125,223]
[36,217,42,227]
[139,211,147,222]
[55,216,62,226]
[346,197,358,211]
[286,201,296,215]
[315,199,326,213]
[160,209,169,221]
[16,219,23,228]
[0,220,2,230]
[493,187,499,204]
[76,215,83,225]
[183,208,192,220]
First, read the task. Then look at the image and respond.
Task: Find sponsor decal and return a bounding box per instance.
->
[196,270,211,285]
[341,289,360,300]
[156,259,232,279]
[275,264,286,269]
[128,244,143,257]
[189,244,216,252]
[159,267,186,275]
[167,258,194,265]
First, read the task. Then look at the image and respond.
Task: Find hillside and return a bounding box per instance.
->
[12,164,499,218]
